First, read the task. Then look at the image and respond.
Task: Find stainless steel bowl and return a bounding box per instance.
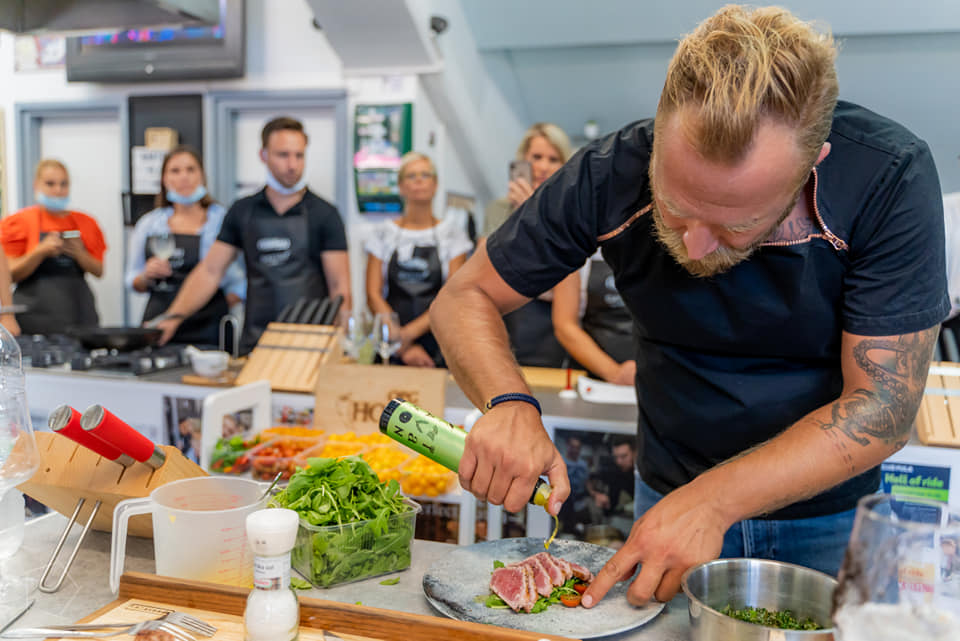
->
[681,558,837,640]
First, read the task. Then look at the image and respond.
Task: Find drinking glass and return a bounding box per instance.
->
[148,232,177,291]
[0,326,40,619]
[338,311,375,365]
[373,312,403,365]
[833,493,960,640]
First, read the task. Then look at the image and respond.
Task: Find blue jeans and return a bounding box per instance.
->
[634,475,856,577]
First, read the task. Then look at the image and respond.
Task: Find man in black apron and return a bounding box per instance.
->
[430,7,946,608]
[156,117,351,352]
[15,231,98,335]
[141,235,228,346]
[386,244,443,365]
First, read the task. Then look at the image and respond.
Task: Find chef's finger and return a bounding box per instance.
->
[652,567,684,604]
[582,548,644,608]
[625,560,668,605]
[485,461,514,507]
[458,448,478,493]
[545,457,570,517]
[469,459,495,503]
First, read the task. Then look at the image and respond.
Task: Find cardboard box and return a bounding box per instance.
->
[916,362,960,448]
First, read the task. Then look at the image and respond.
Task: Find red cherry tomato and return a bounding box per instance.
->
[573,582,588,595]
[560,593,582,607]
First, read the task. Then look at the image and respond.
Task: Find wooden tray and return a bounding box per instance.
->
[18,432,207,537]
[916,362,960,448]
[67,573,579,641]
[235,323,342,393]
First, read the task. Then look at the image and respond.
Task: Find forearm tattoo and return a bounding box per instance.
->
[818,328,937,450]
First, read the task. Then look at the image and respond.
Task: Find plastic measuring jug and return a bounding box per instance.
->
[110,476,268,593]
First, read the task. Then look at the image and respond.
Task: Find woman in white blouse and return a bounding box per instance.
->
[126,146,245,346]
[365,152,473,367]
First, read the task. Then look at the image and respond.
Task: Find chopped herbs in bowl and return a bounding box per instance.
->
[722,605,824,631]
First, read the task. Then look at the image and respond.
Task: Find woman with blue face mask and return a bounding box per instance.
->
[125,146,245,346]
[0,159,106,335]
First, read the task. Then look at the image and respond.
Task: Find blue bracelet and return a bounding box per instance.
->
[484,393,542,416]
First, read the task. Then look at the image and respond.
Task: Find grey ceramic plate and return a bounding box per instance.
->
[422,538,665,638]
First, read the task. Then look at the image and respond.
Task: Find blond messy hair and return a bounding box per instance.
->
[398,151,437,181]
[35,158,69,181]
[656,5,838,170]
[515,123,573,164]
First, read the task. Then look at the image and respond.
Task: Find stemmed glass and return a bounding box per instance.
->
[0,325,40,621]
[148,232,177,292]
[338,310,375,365]
[833,493,960,640]
[373,312,403,366]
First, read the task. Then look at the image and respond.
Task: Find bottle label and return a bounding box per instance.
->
[381,401,466,472]
[253,553,291,590]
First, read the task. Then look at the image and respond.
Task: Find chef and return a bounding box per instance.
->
[552,250,636,384]
[430,5,946,607]
[1,159,106,335]
[156,117,351,352]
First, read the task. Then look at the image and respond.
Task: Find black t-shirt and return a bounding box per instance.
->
[487,101,949,520]
[217,188,347,259]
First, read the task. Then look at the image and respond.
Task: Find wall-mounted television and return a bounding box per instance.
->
[65,0,244,82]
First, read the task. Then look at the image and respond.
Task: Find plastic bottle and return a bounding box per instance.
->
[379,398,551,506]
[243,508,300,641]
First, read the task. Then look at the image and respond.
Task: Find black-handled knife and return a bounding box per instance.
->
[276,302,294,323]
[311,298,331,325]
[286,297,308,324]
[323,295,344,325]
[299,298,321,324]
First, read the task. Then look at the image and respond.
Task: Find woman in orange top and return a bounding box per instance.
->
[1,159,106,334]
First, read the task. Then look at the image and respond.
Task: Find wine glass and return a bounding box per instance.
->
[148,232,176,292]
[833,493,960,640]
[0,326,40,619]
[373,312,402,366]
[338,310,375,364]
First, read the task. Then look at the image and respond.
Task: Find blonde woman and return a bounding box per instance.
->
[365,152,472,367]
[1,159,105,334]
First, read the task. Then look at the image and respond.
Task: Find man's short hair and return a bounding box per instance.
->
[261,116,308,148]
[656,5,838,173]
[611,434,636,451]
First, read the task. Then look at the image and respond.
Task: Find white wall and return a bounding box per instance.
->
[0,0,482,323]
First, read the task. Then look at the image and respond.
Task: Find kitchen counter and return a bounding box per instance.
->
[7,513,691,640]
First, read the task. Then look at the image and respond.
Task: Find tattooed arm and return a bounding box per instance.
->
[582,326,938,608]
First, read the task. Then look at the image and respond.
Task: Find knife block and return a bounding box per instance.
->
[235,322,343,393]
[18,431,207,538]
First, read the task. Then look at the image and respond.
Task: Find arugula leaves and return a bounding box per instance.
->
[270,456,415,588]
[484,560,582,614]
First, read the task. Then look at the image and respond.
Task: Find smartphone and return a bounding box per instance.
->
[60,230,81,239]
[509,160,532,184]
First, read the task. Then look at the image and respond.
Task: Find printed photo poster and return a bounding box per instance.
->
[353,103,412,213]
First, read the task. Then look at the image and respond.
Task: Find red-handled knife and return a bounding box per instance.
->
[79,405,166,469]
[48,405,135,467]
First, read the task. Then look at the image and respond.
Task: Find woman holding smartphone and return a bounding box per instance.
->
[483,123,573,367]
[0,159,106,334]
[126,146,245,346]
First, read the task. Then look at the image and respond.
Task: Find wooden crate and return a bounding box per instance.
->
[18,432,207,537]
[235,323,343,393]
[916,362,960,448]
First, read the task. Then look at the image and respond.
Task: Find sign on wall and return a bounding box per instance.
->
[353,103,412,213]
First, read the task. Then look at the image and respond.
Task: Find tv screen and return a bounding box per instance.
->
[65,0,244,82]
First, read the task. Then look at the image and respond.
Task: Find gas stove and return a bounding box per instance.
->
[17,334,189,376]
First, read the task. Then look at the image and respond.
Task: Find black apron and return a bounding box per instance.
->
[240,202,328,353]
[581,256,635,372]
[14,231,98,335]
[385,243,443,365]
[142,233,228,347]
[504,299,568,368]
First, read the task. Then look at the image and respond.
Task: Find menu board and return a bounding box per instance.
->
[353,104,412,213]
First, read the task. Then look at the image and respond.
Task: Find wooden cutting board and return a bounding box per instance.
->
[65,573,580,641]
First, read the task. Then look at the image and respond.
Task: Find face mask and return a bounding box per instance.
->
[166,185,207,205]
[36,192,69,212]
[264,168,307,196]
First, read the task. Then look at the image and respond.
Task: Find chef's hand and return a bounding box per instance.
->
[142,257,173,281]
[582,481,729,608]
[155,317,183,345]
[400,344,435,368]
[1,314,20,336]
[459,401,570,515]
[37,234,64,257]
[507,178,535,210]
[61,237,86,259]
[606,360,637,386]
